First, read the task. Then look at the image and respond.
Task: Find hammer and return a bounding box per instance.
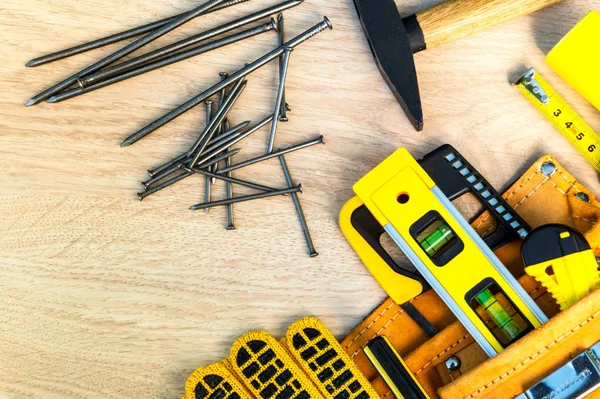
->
[354,0,562,131]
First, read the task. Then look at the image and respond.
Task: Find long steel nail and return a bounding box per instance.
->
[277,13,290,122]
[213,72,229,181]
[115,17,333,143]
[190,185,302,210]
[143,147,240,189]
[79,19,277,88]
[196,148,241,169]
[202,120,250,154]
[138,171,191,201]
[26,0,231,106]
[204,100,213,214]
[79,0,302,85]
[190,114,272,168]
[142,149,241,195]
[280,156,318,257]
[143,163,184,189]
[186,78,246,156]
[147,120,249,178]
[47,22,273,105]
[188,80,248,165]
[25,0,250,68]
[188,168,278,192]
[223,119,235,229]
[267,47,293,153]
[220,135,325,174]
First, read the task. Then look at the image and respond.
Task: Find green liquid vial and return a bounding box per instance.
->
[476,288,523,341]
[419,223,455,257]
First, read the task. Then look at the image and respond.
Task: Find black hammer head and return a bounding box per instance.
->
[354,0,423,131]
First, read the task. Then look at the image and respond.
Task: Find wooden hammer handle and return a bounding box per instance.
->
[416,0,562,49]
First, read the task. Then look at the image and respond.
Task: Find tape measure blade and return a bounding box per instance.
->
[517,70,600,174]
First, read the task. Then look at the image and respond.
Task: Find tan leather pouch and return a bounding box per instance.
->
[341,155,600,398]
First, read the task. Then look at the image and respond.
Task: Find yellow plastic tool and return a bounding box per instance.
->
[351,148,548,357]
[340,196,426,305]
[522,225,600,311]
[515,68,600,173]
[363,336,430,399]
[546,10,600,112]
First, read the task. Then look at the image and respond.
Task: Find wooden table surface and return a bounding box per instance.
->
[2,0,600,397]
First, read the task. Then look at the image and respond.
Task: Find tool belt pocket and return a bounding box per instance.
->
[434,288,600,399]
[341,154,600,399]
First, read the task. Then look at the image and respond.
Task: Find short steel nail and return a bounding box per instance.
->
[80,0,302,84]
[280,156,318,257]
[25,0,251,68]
[205,100,213,214]
[277,13,289,122]
[220,135,325,174]
[190,185,302,210]
[115,17,333,143]
[48,21,274,105]
[27,0,232,106]
[267,47,293,153]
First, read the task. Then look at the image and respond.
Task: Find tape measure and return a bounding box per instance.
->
[514,68,600,173]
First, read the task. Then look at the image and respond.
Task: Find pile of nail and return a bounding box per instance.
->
[26,0,333,256]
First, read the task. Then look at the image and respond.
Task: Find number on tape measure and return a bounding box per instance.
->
[515,68,600,172]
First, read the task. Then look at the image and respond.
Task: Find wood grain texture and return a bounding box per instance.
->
[417,0,564,49]
[1,0,599,397]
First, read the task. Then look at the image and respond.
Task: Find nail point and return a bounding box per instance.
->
[120,141,131,148]
[46,97,58,104]
[25,99,36,107]
[25,60,37,68]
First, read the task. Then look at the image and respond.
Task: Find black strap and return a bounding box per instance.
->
[401,302,439,338]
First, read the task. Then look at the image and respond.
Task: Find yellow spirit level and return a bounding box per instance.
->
[344,147,548,357]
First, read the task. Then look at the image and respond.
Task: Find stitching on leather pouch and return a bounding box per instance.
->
[480,175,550,237]
[349,308,405,359]
[555,167,581,193]
[462,310,600,399]
[414,334,471,376]
[573,215,597,225]
[344,301,396,350]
